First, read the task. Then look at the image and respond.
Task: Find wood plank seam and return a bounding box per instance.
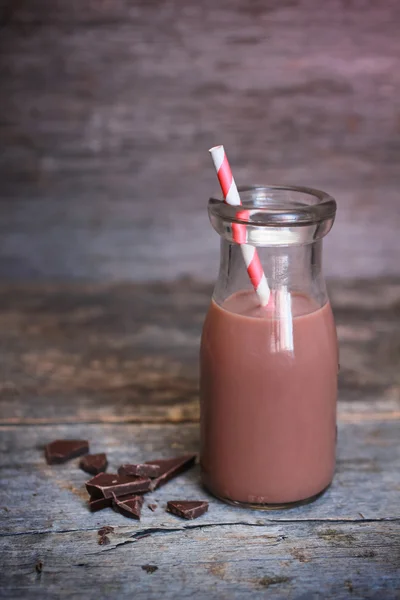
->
[1,518,399,539]
[1,411,399,426]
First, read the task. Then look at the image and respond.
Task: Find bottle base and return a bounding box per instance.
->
[206,483,331,511]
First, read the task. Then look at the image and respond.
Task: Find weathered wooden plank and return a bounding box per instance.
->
[0,419,398,537]
[0,281,208,424]
[0,522,399,599]
[0,280,399,424]
[0,1,400,281]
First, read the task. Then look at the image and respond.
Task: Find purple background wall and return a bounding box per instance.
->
[1,0,399,281]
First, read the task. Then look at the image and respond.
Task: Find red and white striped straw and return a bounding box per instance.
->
[209,145,270,306]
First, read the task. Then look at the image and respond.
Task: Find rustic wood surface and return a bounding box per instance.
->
[0,279,399,425]
[1,0,400,281]
[0,280,399,598]
[1,417,399,535]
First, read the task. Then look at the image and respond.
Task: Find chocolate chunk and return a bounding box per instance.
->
[148,503,157,512]
[146,454,196,490]
[80,453,108,475]
[118,463,160,478]
[86,473,151,499]
[88,495,112,512]
[167,500,208,520]
[45,440,89,464]
[98,526,114,536]
[141,564,158,574]
[113,495,143,520]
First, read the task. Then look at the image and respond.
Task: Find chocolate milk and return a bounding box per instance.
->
[200,290,338,506]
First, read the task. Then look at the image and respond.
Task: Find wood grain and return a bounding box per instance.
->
[1,522,399,599]
[0,279,399,424]
[1,418,399,536]
[0,0,399,281]
[1,418,399,598]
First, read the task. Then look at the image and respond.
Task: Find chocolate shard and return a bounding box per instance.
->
[80,453,108,475]
[118,463,160,478]
[113,494,144,520]
[146,454,196,490]
[167,500,208,520]
[148,503,157,512]
[45,439,89,464]
[86,473,151,499]
[88,495,112,512]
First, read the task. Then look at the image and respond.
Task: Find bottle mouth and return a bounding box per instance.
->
[208,185,336,246]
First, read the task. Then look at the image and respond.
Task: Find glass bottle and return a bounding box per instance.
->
[200,185,338,509]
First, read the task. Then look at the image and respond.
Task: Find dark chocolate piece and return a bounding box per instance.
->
[146,454,196,490]
[45,439,89,464]
[113,495,144,520]
[98,526,114,536]
[148,503,157,512]
[88,495,112,512]
[141,564,158,574]
[118,463,160,478]
[167,500,208,520]
[86,473,151,499]
[80,453,108,475]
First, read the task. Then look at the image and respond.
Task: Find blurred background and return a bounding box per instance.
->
[0,0,399,283]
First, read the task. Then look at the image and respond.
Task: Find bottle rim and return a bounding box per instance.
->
[209,185,336,227]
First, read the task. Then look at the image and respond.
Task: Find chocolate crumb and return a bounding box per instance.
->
[35,561,43,574]
[148,504,157,512]
[259,576,290,588]
[98,535,110,545]
[344,580,353,593]
[141,564,158,574]
[98,526,114,536]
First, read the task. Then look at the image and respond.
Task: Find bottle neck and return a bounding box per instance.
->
[213,239,327,309]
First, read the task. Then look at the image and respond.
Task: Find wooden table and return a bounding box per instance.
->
[1,280,399,599]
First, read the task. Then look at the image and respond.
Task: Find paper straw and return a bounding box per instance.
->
[209,145,271,306]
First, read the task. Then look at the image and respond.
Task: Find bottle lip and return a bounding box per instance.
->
[209,184,336,227]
